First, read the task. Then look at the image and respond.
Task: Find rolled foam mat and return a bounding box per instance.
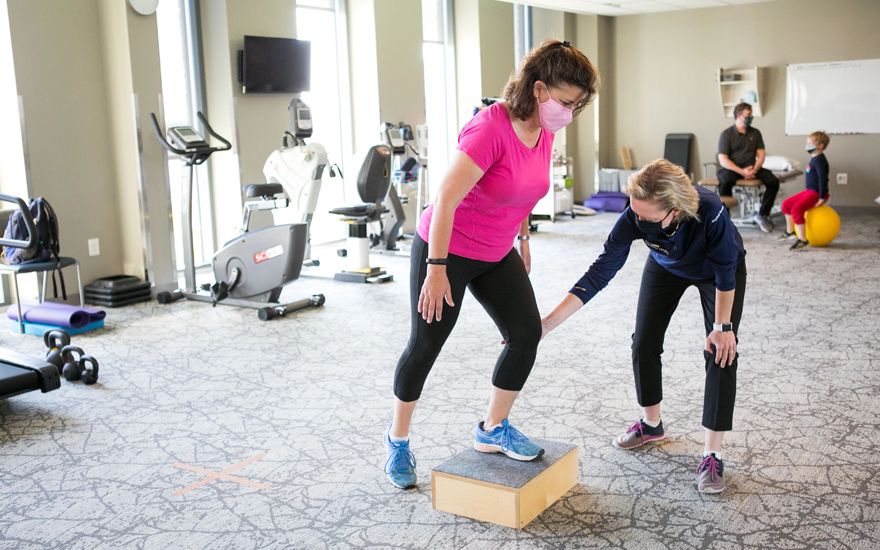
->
[7,302,106,329]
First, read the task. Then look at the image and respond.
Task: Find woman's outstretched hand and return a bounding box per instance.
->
[419,267,454,323]
[705,330,737,367]
[501,294,583,345]
[540,317,552,340]
[501,317,551,345]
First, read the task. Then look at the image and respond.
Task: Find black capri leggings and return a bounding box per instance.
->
[393,234,542,402]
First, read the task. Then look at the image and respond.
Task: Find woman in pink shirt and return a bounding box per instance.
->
[384,40,599,489]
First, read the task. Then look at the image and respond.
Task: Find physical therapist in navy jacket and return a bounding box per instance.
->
[542,158,746,494]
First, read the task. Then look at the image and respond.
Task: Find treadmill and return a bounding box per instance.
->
[0,348,60,399]
[0,193,61,399]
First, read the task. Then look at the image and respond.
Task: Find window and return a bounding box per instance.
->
[157,0,214,268]
[0,0,26,198]
[421,0,455,193]
[295,1,348,244]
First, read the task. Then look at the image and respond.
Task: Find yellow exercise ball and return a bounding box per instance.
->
[800,205,841,247]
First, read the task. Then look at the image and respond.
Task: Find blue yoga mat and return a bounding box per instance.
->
[7,302,106,329]
[9,319,104,337]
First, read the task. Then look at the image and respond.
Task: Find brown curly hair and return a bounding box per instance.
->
[502,39,600,121]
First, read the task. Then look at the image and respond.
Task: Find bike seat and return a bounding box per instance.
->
[329,204,388,222]
[245,183,283,198]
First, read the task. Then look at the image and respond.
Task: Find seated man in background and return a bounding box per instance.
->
[717,102,779,232]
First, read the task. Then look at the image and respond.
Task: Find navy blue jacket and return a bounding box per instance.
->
[805,153,829,198]
[570,187,746,304]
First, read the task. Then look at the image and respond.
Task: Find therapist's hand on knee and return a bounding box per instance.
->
[419,266,454,324]
[705,330,737,367]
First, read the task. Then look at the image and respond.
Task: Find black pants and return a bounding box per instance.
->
[632,255,747,432]
[717,167,779,217]
[393,235,542,402]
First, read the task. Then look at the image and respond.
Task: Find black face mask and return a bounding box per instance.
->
[742,115,754,126]
[636,209,674,234]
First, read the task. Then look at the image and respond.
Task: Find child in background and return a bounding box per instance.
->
[779,131,830,250]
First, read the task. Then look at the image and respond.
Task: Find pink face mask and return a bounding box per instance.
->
[537,84,573,133]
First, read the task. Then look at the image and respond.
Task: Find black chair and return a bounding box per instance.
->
[328,145,394,283]
[0,208,84,334]
[0,194,61,398]
[329,145,393,237]
[664,133,694,177]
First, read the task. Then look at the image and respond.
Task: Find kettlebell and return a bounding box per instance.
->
[79,356,99,385]
[60,345,85,382]
[44,329,71,371]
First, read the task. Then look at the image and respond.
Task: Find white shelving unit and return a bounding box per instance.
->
[718,67,764,118]
[533,156,575,221]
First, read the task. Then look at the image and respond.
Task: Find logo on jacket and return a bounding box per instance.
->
[643,240,670,256]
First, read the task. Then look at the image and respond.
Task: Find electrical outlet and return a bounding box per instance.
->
[837,173,848,185]
[88,238,100,256]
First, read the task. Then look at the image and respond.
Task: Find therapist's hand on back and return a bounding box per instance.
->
[419,265,454,324]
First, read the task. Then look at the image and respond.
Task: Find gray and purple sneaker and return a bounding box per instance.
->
[611,419,665,450]
[696,453,726,493]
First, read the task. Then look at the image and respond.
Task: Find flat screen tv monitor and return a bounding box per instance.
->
[241,36,310,94]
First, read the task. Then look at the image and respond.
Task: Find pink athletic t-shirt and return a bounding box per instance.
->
[417,102,553,262]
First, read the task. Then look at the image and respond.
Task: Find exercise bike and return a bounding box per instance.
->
[149,111,324,321]
[263,100,392,284]
[263,98,327,267]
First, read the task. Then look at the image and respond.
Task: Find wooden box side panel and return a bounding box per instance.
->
[432,472,519,529]
[517,448,579,528]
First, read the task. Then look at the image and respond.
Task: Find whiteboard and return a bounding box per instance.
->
[785,58,880,135]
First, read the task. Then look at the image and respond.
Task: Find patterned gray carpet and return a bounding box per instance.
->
[0,210,878,549]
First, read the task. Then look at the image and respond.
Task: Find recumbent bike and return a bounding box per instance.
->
[149,111,324,321]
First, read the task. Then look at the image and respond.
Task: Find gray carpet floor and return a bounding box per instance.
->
[1,210,878,549]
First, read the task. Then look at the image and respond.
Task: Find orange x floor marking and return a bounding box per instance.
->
[172,454,270,496]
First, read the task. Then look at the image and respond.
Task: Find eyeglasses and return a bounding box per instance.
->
[638,208,674,223]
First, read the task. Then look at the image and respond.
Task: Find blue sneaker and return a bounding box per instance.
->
[473,419,544,461]
[384,425,417,489]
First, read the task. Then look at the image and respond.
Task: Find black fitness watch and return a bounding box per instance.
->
[712,323,733,332]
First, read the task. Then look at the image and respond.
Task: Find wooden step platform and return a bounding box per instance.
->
[431,439,578,529]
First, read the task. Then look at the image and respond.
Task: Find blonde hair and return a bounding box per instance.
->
[623,159,700,222]
[809,131,830,149]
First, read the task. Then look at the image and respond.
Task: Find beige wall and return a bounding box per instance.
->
[530,5,563,43]
[478,0,514,99]
[0,0,26,199]
[607,0,880,207]
[349,0,426,161]
[454,0,515,130]
[596,14,615,171]
[567,12,600,202]
[6,0,124,294]
[375,0,426,128]
[98,0,172,287]
[347,0,381,156]
[453,0,480,130]
[347,0,426,220]
[201,0,299,240]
